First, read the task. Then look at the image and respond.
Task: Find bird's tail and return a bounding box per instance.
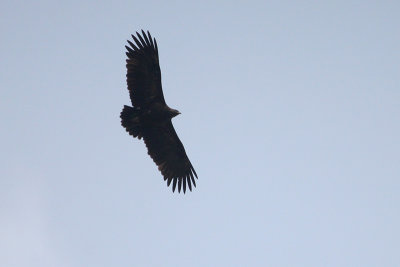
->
[120,105,143,139]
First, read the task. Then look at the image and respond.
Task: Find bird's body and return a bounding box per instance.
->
[120,30,197,193]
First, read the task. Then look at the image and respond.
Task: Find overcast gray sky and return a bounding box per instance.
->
[1,0,399,266]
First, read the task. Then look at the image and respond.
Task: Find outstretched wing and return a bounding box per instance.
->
[143,122,198,193]
[125,30,165,107]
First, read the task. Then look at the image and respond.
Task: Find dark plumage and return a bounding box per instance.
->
[120,30,198,193]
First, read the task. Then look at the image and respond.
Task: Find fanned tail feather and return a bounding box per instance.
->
[120,105,143,139]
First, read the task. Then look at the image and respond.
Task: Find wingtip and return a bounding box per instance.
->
[127,40,138,51]
[147,31,154,47]
[189,172,196,187]
[167,177,173,186]
[131,34,143,49]
[192,166,198,179]
[154,38,158,53]
[172,177,177,192]
[178,178,182,193]
[187,175,192,191]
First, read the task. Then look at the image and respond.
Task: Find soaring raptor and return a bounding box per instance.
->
[120,30,198,193]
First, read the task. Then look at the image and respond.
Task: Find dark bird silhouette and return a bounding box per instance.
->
[120,30,198,193]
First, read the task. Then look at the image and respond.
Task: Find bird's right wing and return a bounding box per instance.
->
[125,30,166,108]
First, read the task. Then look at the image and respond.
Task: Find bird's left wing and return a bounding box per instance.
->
[142,122,198,193]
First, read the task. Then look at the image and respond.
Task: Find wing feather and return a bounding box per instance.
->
[187,175,192,191]
[178,178,182,193]
[141,30,151,46]
[136,31,147,47]
[131,34,144,49]
[147,31,154,47]
[125,45,135,54]
[154,38,158,55]
[127,40,139,51]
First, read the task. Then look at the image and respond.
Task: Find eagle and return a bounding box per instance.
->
[120,30,198,193]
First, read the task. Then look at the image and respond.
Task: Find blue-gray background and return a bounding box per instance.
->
[1,1,399,266]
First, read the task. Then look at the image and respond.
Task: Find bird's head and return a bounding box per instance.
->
[166,106,181,118]
[171,108,181,118]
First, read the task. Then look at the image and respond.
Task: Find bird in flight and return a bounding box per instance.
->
[120,30,198,193]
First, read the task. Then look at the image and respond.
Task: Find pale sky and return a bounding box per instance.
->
[1,1,399,266]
